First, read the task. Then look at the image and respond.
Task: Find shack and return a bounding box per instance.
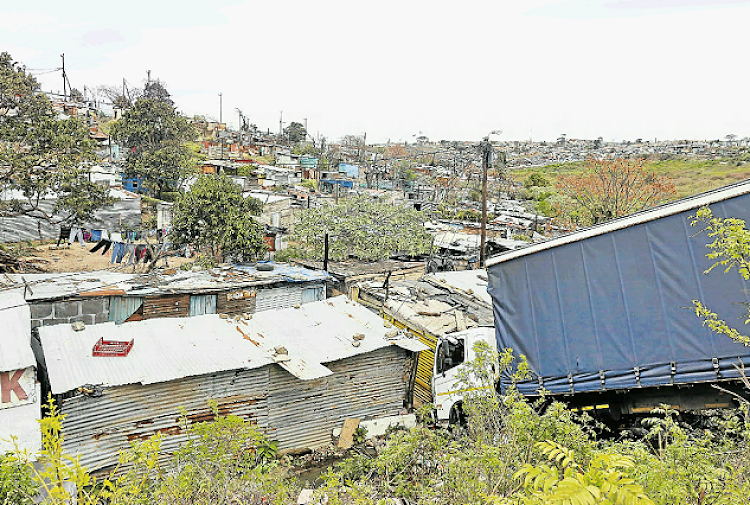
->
[0,263,328,329]
[0,188,142,243]
[38,296,427,475]
[294,259,425,297]
[0,293,41,456]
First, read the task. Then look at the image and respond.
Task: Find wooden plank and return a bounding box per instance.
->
[337,417,360,449]
[79,289,127,297]
[216,289,257,316]
[142,294,190,319]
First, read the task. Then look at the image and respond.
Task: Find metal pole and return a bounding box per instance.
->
[479,137,490,268]
[219,93,224,161]
[323,232,329,272]
[60,53,66,101]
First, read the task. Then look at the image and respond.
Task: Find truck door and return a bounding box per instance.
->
[433,336,466,422]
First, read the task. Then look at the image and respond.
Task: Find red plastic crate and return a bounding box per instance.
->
[92,337,134,357]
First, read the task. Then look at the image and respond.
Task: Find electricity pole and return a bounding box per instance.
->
[480,130,502,268]
[60,53,66,101]
[219,93,224,161]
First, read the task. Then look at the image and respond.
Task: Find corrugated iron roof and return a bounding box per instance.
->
[0,263,329,301]
[430,269,492,306]
[486,179,750,267]
[0,293,35,371]
[247,295,429,379]
[40,316,275,394]
[40,295,428,393]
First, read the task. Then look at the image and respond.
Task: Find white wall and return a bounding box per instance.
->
[0,382,41,457]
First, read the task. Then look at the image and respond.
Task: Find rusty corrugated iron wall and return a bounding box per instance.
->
[267,345,412,450]
[60,369,269,475]
[59,346,415,475]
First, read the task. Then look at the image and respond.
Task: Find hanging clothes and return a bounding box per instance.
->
[134,245,146,263]
[68,228,85,247]
[90,239,110,253]
[57,227,71,247]
[126,243,137,265]
[110,242,126,264]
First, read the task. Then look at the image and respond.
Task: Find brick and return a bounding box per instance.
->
[53,301,81,319]
[81,298,107,315]
[30,303,53,320]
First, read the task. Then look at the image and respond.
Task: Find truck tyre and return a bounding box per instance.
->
[449,403,466,426]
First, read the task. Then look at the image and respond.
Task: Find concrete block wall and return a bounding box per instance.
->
[30,298,110,328]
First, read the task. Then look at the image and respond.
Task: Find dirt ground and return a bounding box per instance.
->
[18,241,193,273]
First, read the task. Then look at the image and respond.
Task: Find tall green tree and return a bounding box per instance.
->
[283,121,307,143]
[290,196,433,261]
[0,51,113,226]
[110,95,197,199]
[171,175,266,262]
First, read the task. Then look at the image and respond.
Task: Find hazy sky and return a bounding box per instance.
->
[3,0,749,143]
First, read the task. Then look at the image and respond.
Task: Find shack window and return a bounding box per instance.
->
[436,338,465,374]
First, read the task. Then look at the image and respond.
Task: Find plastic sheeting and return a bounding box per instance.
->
[488,192,750,395]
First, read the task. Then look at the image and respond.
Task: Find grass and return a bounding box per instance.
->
[511,157,750,199]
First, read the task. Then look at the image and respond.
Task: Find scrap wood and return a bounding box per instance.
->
[338,418,360,449]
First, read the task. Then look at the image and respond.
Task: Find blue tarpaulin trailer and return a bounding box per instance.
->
[486,181,750,403]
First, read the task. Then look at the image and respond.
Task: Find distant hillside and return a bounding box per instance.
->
[512,156,750,198]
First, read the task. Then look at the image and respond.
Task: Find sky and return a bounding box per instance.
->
[2,0,750,143]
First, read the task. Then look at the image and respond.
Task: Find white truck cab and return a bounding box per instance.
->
[432,326,496,425]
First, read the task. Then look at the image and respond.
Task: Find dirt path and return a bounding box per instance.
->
[20,242,192,273]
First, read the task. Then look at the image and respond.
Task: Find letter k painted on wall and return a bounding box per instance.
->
[1,370,28,403]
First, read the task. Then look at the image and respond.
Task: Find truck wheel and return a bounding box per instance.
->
[449,403,466,426]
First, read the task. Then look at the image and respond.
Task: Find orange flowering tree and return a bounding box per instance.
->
[555,157,676,227]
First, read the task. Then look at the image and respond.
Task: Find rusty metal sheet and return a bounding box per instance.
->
[60,369,269,476]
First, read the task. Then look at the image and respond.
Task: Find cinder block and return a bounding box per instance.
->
[81,298,106,315]
[53,301,81,319]
[30,303,53,320]
[31,319,42,329]
[48,318,70,326]
[83,314,96,325]
[94,311,109,324]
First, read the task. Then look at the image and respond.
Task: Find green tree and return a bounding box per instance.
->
[290,196,433,261]
[283,121,307,143]
[690,206,750,346]
[556,157,677,226]
[171,174,266,262]
[110,95,197,199]
[524,172,550,189]
[0,51,113,226]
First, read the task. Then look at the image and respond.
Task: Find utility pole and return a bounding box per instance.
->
[60,53,66,101]
[219,93,224,161]
[279,110,284,144]
[303,117,308,139]
[479,130,501,267]
[236,108,243,148]
[479,136,491,268]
